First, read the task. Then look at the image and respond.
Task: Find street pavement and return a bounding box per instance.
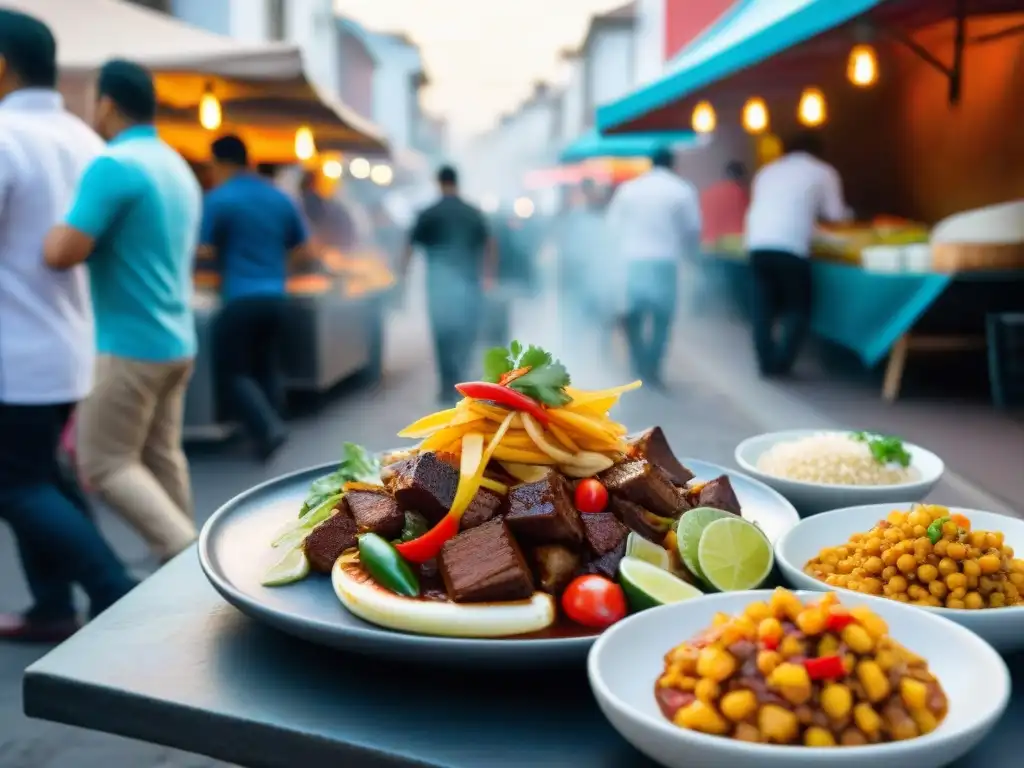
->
[0,278,1012,766]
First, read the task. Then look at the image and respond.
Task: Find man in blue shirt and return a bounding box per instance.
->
[45,59,201,563]
[200,135,309,459]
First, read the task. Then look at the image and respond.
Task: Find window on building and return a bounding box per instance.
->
[267,0,287,40]
[125,0,171,12]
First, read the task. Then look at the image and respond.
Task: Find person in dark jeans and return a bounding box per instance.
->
[749,250,813,376]
[744,131,847,376]
[200,135,309,459]
[402,166,495,402]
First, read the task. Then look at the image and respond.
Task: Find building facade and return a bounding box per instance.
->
[170,0,340,95]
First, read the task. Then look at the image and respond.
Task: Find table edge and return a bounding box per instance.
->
[22,670,439,768]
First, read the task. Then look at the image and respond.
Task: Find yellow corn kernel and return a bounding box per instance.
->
[853,703,883,735]
[674,676,698,691]
[734,723,762,743]
[804,726,837,747]
[875,649,899,671]
[768,662,811,689]
[711,612,730,627]
[891,717,920,741]
[759,704,800,744]
[757,617,783,645]
[720,690,758,722]
[744,601,772,623]
[857,660,891,703]
[696,646,737,682]
[821,683,853,719]
[841,624,874,654]
[899,678,929,710]
[770,588,803,620]
[850,606,889,639]
[756,650,782,676]
[673,700,729,735]
[779,634,806,658]
[795,607,828,635]
[694,678,720,703]
[817,634,840,658]
[912,708,939,734]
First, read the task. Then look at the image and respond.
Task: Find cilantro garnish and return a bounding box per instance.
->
[851,431,912,468]
[482,341,572,407]
[299,443,381,516]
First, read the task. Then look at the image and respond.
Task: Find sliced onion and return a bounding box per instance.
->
[499,462,552,484]
[521,413,577,465]
[559,451,616,477]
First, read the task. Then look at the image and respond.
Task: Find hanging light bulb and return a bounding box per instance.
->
[798,87,827,127]
[295,126,316,161]
[370,164,393,186]
[741,97,769,134]
[198,84,221,130]
[322,159,343,179]
[847,44,878,87]
[691,100,716,134]
[349,157,371,179]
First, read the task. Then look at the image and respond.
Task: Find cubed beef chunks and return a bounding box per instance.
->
[389,452,460,524]
[600,459,681,518]
[438,519,534,603]
[628,427,695,486]
[609,498,674,543]
[505,471,584,546]
[585,540,627,580]
[460,487,505,531]
[528,545,581,595]
[697,475,742,516]
[343,489,404,539]
[581,512,628,556]
[303,509,358,573]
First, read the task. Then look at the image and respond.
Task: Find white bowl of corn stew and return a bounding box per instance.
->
[776,504,1024,651]
[588,589,1008,768]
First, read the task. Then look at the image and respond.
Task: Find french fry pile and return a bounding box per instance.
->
[397,381,642,480]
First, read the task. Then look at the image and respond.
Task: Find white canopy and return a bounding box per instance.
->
[3,0,387,152]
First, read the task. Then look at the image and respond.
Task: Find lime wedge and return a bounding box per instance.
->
[261,547,310,587]
[619,556,704,612]
[625,532,671,571]
[696,517,774,592]
[676,507,732,582]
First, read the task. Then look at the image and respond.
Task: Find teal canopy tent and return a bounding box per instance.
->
[558,128,697,163]
[596,0,885,133]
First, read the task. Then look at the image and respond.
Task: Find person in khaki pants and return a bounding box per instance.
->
[45,60,202,563]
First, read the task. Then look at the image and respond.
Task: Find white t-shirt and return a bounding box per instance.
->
[0,89,104,404]
[606,167,702,263]
[745,152,847,257]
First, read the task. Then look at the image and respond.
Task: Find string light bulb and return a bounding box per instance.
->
[322,159,343,179]
[370,164,393,186]
[295,126,316,161]
[198,85,221,130]
[847,44,879,87]
[798,87,827,127]
[741,97,769,134]
[349,157,371,179]
[691,100,716,134]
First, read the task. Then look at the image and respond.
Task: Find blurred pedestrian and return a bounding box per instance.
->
[555,180,619,355]
[401,166,495,402]
[606,146,701,385]
[0,10,136,641]
[45,60,202,563]
[201,135,310,460]
[701,160,749,248]
[300,169,356,252]
[745,131,847,376]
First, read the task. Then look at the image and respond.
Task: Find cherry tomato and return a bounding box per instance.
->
[574,478,609,514]
[561,575,628,629]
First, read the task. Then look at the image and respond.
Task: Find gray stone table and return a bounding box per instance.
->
[23,549,1024,767]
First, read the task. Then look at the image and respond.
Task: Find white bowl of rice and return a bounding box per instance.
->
[735,430,944,515]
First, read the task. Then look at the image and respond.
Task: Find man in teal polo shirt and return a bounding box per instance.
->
[45,59,202,563]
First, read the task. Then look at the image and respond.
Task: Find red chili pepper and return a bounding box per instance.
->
[455,381,549,425]
[394,514,460,564]
[761,636,779,651]
[826,610,855,632]
[803,655,846,681]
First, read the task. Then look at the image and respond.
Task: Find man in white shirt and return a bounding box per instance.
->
[745,131,848,376]
[606,147,701,384]
[0,10,136,642]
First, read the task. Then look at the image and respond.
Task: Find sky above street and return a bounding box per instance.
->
[334,0,628,137]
